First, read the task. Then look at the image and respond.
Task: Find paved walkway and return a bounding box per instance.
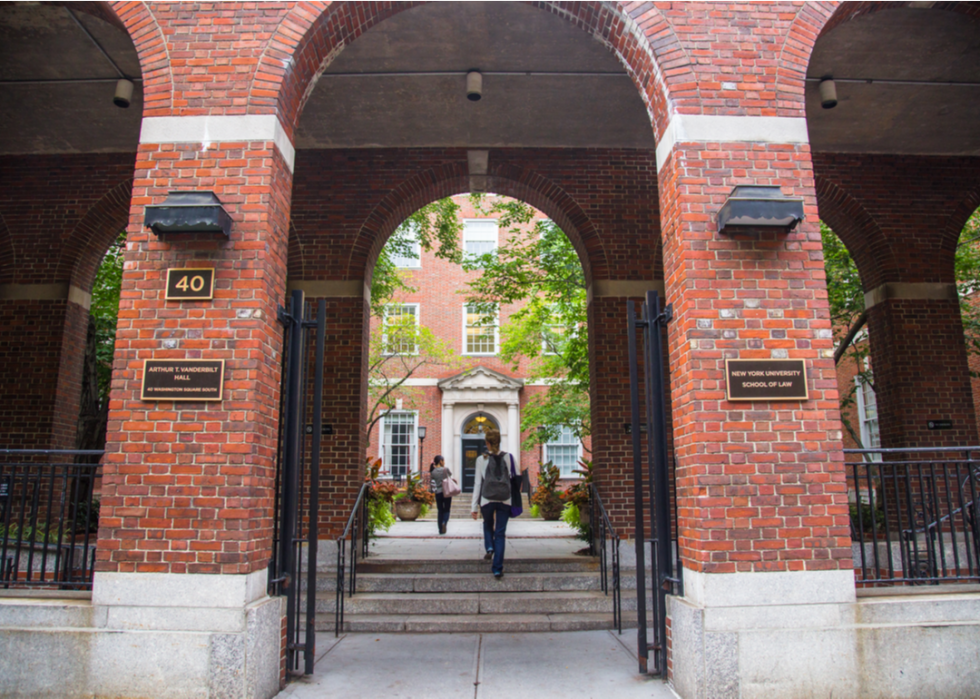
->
[276,520,675,699]
[276,630,678,699]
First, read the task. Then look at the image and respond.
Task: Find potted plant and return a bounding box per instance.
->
[531,462,565,520]
[393,471,435,522]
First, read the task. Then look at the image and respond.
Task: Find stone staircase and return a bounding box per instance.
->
[317,555,636,633]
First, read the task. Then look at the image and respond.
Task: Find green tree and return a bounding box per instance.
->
[463,196,589,449]
[76,230,125,450]
[367,200,464,441]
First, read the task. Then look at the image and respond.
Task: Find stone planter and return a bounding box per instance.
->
[394,499,422,521]
[538,497,564,521]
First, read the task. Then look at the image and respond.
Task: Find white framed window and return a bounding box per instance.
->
[379,411,418,478]
[463,219,498,267]
[390,224,421,269]
[382,303,420,355]
[855,371,881,458]
[544,426,582,478]
[541,307,572,355]
[463,304,498,355]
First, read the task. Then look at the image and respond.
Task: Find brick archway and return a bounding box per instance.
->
[56,178,133,292]
[347,167,608,290]
[251,1,683,141]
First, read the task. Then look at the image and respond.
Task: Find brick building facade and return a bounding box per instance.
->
[1,3,979,698]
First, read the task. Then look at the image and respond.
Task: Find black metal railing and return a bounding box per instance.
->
[846,447,980,586]
[588,483,621,633]
[335,482,370,636]
[0,449,102,590]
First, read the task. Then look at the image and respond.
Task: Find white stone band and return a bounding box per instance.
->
[589,280,664,299]
[286,279,367,299]
[656,115,810,172]
[0,283,92,309]
[864,282,959,309]
[139,115,296,173]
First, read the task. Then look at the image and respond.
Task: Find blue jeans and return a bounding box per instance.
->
[435,493,451,530]
[481,502,510,575]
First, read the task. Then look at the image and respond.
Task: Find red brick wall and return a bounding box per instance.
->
[0,154,135,449]
[659,142,851,575]
[814,153,980,448]
[99,142,292,575]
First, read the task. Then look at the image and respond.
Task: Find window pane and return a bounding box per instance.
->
[390,225,421,268]
[545,426,581,477]
[463,220,498,267]
[384,412,415,478]
[465,305,496,354]
[383,304,418,355]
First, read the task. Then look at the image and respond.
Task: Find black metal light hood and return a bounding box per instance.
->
[717,186,804,235]
[144,191,232,239]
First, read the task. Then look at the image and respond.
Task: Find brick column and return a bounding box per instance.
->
[657,117,855,698]
[285,284,370,542]
[94,116,294,698]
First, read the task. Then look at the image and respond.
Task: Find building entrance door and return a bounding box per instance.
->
[461,438,486,493]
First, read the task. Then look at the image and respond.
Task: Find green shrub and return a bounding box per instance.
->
[560,502,591,543]
[530,504,540,518]
[367,499,395,537]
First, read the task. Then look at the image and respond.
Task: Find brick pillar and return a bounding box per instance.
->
[94,118,293,698]
[658,119,855,699]
[286,285,370,542]
[866,294,978,447]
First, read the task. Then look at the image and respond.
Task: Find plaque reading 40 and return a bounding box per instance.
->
[166,268,215,300]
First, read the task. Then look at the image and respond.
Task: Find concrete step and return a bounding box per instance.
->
[316,590,637,615]
[357,557,598,575]
[355,571,603,593]
[323,612,637,633]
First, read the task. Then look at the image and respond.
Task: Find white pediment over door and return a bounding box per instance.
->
[438,365,524,403]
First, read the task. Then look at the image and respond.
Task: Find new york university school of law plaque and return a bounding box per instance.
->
[141,359,224,401]
[725,359,808,401]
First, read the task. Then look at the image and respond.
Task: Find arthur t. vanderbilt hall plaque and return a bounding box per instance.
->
[725,359,808,401]
[141,359,225,401]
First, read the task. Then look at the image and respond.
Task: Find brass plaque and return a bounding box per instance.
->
[166,268,215,301]
[725,359,808,401]
[466,450,477,458]
[141,359,224,401]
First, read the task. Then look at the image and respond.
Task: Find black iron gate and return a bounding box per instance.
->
[627,290,681,675]
[270,289,326,676]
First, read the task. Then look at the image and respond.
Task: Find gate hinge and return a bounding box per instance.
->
[277,305,292,326]
[662,303,673,324]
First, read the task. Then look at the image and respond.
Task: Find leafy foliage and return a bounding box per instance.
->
[463,196,589,448]
[90,232,126,399]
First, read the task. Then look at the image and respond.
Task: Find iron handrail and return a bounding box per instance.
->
[0,449,103,591]
[846,448,980,585]
[588,483,621,633]
[335,482,371,636]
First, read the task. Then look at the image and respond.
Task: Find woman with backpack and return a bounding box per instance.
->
[470,429,525,579]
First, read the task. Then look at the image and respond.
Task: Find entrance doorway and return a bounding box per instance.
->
[461,413,498,492]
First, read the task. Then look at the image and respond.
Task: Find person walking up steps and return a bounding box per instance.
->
[470,429,525,579]
[429,455,453,535]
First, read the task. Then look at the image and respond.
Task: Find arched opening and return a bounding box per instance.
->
[281,0,663,639]
[807,6,980,588]
[0,2,141,451]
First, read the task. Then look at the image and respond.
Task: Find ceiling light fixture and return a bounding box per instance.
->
[466,70,483,101]
[819,77,838,109]
[114,79,134,109]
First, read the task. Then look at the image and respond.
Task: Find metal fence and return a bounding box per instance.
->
[846,447,980,586]
[0,449,102,590]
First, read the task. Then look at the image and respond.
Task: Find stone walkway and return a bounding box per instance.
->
[276,630,678,699]
[276,519,676,699]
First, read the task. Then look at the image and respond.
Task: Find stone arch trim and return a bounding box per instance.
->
[56,178,134,293]
[337,164,606,289]
[252,1,683,140]
[109,1,173,115]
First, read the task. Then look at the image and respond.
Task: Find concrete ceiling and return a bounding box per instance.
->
[807,8,980,156]
[295,2,657,150]
[0,4,142,155]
